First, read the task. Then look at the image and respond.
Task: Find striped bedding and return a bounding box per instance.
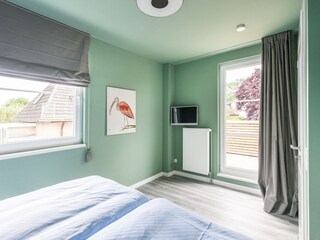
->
[0,176,148,240]
[0,176,251,240]
[88,198,251,240]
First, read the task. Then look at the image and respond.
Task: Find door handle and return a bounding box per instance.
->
[290,145,301,151]
[290,145,301,161]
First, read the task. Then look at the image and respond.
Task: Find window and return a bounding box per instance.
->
[219,56,261,181]
[0,76,83,155]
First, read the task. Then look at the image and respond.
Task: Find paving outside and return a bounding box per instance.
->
[225,153,258,171]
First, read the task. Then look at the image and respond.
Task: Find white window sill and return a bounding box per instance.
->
[217,173,258,185]
[0,144,86,161]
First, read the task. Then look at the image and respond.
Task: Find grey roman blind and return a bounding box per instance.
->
[0,1,90,87]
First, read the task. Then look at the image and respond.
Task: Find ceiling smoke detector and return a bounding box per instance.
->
[137,0,183,17]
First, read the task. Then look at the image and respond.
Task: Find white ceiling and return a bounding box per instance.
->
[9,0,301,63]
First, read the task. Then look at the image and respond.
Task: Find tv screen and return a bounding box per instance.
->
[171,105,198,125]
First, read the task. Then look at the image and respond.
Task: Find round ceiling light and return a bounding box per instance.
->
[236,24,246,32]
[137,0,183,17]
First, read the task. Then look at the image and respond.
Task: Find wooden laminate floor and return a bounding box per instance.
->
[137,175,298,240]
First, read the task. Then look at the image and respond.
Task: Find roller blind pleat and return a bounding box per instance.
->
[0,1,90,87]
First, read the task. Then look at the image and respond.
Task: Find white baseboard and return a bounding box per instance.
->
[130,170,261,196]
[173,170,261,196]
[162,171,174,177]
[172,170,211,183]
[130,172,164,189]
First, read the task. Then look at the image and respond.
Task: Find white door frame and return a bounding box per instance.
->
[298,0,309,239]
[218,55,261,181]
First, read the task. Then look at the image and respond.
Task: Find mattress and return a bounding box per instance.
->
[0,175,148,240]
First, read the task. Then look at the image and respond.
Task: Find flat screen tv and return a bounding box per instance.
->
[171,105,198,126]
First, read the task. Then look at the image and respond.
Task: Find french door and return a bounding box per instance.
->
[219,56,261,181]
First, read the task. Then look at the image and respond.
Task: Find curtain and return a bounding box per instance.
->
[0,1,90,87]
[258,30,298,217]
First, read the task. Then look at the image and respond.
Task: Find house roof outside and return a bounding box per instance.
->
[13,84,75,123]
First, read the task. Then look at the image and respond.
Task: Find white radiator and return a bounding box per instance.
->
[183,128,211,175]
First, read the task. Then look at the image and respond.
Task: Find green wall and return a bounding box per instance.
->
[170,44,261,188]
[0,37,163,200]
[308,0,320,238]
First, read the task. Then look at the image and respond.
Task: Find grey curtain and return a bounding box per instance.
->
[258,30,298,217]
[0,1,90,87]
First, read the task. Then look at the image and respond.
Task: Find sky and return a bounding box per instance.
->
[226,64,261,83]
[0,76,48,105]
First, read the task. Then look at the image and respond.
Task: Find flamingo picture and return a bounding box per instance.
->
[106,87,136,135]
[109,97,135,130]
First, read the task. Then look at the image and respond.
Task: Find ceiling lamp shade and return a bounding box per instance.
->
[137,0,183,17]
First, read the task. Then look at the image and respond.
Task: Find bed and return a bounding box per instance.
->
[0,176,251,240]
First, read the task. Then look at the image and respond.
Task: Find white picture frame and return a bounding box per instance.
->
[106,86,136,135]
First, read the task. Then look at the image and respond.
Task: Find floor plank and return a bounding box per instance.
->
[137,175,298,240]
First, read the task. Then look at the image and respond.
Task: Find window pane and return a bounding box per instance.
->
[225,64,261,172]
[219,56,261,181]
[0,76,81,151]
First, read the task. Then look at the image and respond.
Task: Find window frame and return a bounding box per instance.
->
[0,81,84,155]
[218,55,261,181]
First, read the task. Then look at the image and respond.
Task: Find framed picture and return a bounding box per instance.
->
[106,86,136,135]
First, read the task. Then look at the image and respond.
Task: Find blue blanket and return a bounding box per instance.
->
[88,198,251,240]
[0,176,148,240]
